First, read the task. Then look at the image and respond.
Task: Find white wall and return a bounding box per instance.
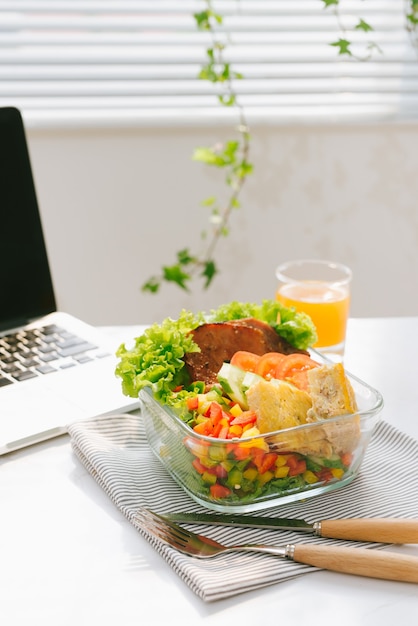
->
[26,122,418,326]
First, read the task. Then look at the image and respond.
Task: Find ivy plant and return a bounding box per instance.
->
[142,0,252,294]
[142,0,414,295]
[322,0,379,59]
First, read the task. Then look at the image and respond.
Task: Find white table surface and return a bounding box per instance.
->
[2,318,418,625]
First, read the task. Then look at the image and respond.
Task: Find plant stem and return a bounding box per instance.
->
[142,0,252,294]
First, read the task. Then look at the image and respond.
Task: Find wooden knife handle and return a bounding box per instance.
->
[292,544,418,583]
[319,518,418,544]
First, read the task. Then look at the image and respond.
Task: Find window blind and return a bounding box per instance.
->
[0,0,416,127]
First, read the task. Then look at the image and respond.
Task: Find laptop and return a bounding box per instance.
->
[0,107,140,455]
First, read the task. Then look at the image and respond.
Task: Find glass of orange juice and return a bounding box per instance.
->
[276,259,352,360]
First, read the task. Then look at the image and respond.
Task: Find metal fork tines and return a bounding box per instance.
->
[133,508,418,583]
[134,508,229,557]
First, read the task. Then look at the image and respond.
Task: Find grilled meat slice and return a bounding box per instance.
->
[184,318,308,384]
[226,318,298,353]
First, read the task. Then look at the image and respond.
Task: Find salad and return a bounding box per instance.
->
[115,300,362,505]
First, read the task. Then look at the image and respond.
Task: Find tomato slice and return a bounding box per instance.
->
[275,353,320,379]
[230,350,261,372]
[286,369,311,391]
[255,352,287,380]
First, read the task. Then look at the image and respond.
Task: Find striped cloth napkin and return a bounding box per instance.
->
[68,414,418,602]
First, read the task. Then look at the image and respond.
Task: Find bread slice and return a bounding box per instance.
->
[307,362,358,420]
[307,363,360,454]
[246,378,312,434]
[245,362,360,457]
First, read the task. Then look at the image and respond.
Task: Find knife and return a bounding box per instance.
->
[164,512,418,544]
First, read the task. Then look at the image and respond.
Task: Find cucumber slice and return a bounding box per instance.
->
[217,363,249,409]
[242,370,264,393]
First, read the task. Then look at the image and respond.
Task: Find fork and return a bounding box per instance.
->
[134,508,418,584]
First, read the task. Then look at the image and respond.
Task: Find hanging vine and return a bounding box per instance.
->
[143,0,415,295]
[142,1,252,294]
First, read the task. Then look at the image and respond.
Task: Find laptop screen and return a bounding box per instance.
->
[0,107,56,331]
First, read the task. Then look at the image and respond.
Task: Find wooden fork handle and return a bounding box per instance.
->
[319,518,418,544]
[292,544,418,583]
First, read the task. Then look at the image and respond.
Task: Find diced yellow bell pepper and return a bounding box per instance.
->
[275,455,288,468]
[275,465,290,478]
[238,429,268,451]
[202,471,217,485]
[243,467,258,481]
[303,470,319,484]
[229,424,243,437]
[258,470,274,485]
[229,403,243,417]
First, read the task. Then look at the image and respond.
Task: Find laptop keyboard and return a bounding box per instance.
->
[0,324,110,387]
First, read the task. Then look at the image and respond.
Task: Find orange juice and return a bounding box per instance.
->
[276,281,350,348]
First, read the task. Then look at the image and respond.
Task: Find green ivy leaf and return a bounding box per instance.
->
[200,196,217,207]
[236,160,253,178]
[142,277,161,294]
[223,141,239,159]
[321,0,339,7]
[194,10,222,30]
[176,248,195,265]
[162,264,191,291]
[201,260,217,288]
[220,63,231,81]
[193,11,210,29]
[192,146,225,166]
[407,12,418,26]
[355,19,373,33]
[330,39,352,56]
[219,94,236,106]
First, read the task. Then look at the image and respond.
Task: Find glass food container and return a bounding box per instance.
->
[139,358,384,513]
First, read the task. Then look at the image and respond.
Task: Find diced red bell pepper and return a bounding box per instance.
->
[340,452,353,467]
[285,454,306,476]
[213,464,228,479]
[252,451,278,474]
[228,443,252,460]
[193,419,212,436]
[288,459,306,476]
[209,484,232,499]
[285,454,303,469]
[208,401,223,423]
[317,467,334,483]
[192,458,208,474]
[217,425,230,439]
[230,410,257,427]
